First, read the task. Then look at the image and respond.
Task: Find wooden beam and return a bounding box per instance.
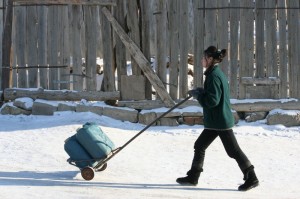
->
[4,88,120,101]
[13,0,116,5]
[101,7,175,107]
[241,77,281,85]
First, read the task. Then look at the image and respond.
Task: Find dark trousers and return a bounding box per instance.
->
[192,129,252,172]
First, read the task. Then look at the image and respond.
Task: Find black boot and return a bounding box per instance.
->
[238,166,259,191]
[176,168,202,186]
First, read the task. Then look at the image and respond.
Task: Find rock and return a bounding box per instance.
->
[13,97,34,111]
[103,106,138,123]
[1,102,31,115]
[245,112,268,122]
[32,100,58,115]
[267,109,300,127]
[76,104,103,115]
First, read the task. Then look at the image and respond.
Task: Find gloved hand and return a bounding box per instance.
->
[187,87,205,99]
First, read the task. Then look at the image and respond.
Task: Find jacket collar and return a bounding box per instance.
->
[204,65,218,76]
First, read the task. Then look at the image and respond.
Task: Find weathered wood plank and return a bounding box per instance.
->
[85,6,97,91]
[1,0,13,91]
[114,0,126,94]
[4,88,120,101]
[48,6,59,89]
[277,0,287,98]
[101,7,175,107]
[15,6,27,88]
[255,0,265,77]
[217,0,229,75]
[204,0,216,46]
[13,0,117,5]
[239,0,254,98]
[139,0,152,100]
[100,6,115,92]
[27,6,38,87]
[241,77,280,85]
[168,0,179,99]
[229,0,239,98]
[70,5,83,91]
[287,0,300,98]
[265,0,277,77]
[127,0,141,75]
[178,0,188,98]
[0,0,3,90]
[37,6,48,89]
[155,0,167,90]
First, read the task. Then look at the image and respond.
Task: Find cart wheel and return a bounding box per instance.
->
[81,167,95,181]
[97,163,107,172]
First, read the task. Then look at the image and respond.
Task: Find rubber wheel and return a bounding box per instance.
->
[97,163,107,172]
[81,167,95,181]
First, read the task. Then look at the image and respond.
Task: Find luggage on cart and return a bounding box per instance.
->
[76,122,115,159]
[64,122,115,180]
[64,135,97,168]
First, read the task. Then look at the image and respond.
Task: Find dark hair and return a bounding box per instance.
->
[204,46,227,64]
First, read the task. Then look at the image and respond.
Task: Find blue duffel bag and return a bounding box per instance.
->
[64,135,98,168]
[76,122,115,160]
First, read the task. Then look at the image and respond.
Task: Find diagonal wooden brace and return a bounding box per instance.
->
[102,7,175,107]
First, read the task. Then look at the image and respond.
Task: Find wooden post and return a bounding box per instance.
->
[168,0,179,99]
[101,7,175,107]
[1,0,13,92]
[229,0,239,98]
[178,0,188,98]
[277,0,287,98]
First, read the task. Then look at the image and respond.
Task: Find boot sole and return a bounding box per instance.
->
[238,181,259,191]
[176,180,198,186]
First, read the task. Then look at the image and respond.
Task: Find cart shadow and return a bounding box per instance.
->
[0,171,237,192]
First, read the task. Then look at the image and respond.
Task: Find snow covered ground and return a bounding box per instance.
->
[0,111,299,199]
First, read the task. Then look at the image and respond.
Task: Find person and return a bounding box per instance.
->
[176,46,259,191]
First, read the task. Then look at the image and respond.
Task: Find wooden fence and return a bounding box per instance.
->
[1,0,300,106]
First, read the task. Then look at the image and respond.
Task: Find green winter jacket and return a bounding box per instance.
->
[197,65,234,130]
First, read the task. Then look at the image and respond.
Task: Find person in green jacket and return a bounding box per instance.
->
[176,46,259,191]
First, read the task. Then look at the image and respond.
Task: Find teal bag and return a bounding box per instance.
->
[64,135,98,168]
[76,122,115,160]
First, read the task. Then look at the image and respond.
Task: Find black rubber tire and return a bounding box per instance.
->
[81,166,95,181]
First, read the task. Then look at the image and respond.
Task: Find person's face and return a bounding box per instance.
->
[201,55,213,68]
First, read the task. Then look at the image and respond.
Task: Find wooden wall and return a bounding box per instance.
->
[1,0,300,101]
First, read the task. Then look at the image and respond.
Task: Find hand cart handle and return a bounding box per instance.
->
[101,96,192,165]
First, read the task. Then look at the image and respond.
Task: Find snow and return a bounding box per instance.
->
[0,110,300,199]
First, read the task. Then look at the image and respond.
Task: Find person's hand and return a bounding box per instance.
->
[187,87,205,99]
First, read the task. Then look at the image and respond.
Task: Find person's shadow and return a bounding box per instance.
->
[0,171,237,192]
